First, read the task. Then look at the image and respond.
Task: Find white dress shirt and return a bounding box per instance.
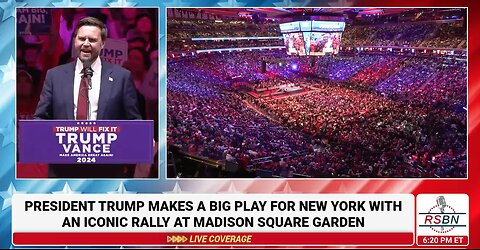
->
[73,57,102,120]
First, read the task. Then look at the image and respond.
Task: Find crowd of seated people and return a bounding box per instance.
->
[406,61,467,107]
[168,60,313,171]
[341,25,376,47]
[420,22,466,48]
[306,55,467,107]
[391,23,438,47]
[167,49,466,178]
[168,19,280,32]
[375,57,441,96]
[350,8,464,26]
[342,20,465,49]
[349,57,402,87]
[308,55,466,109]
[168,39,283,52]
[171,30,280,40]
[167,15,465,56]
[253,82,465,178]
[183,50,290,82]
[168,19,280,40]
[312,55,378,81]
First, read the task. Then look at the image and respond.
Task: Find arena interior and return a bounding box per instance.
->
[166,8,467,178]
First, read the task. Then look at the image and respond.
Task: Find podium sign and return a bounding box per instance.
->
[19,120,153,164]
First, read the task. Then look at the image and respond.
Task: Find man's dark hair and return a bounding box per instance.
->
[73,16,108,41]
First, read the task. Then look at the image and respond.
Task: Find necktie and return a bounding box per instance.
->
[76,70,89,120]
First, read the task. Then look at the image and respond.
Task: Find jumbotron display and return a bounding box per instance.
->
[280,21,345,56]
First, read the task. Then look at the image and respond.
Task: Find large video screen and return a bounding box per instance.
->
[280,21,345,33]
[309,32,342,55]
[280,21,344,56]
[282,32,342,56]
[283,32,306,55]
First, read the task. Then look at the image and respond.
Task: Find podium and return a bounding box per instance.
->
[18,120,154,165]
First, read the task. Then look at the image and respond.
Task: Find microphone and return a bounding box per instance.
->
[436,196,446,213]
[83,60,94,87]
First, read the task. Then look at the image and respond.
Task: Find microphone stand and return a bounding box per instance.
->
[84,66,93,120]
[436,196,446,231]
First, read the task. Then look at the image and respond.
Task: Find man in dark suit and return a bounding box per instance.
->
[34,16,142,178]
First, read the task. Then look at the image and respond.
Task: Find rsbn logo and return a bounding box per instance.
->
[418,196,467,233]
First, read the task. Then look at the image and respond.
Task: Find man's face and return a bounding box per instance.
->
[75,25,104,62]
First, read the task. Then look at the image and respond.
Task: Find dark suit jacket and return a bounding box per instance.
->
[34,60,142,120]
[33,59,142,178]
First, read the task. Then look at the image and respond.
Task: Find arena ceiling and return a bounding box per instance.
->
[191,8,417,20]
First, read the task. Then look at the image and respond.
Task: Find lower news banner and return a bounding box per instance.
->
[18,120,153,164]
[12,194,414,246]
